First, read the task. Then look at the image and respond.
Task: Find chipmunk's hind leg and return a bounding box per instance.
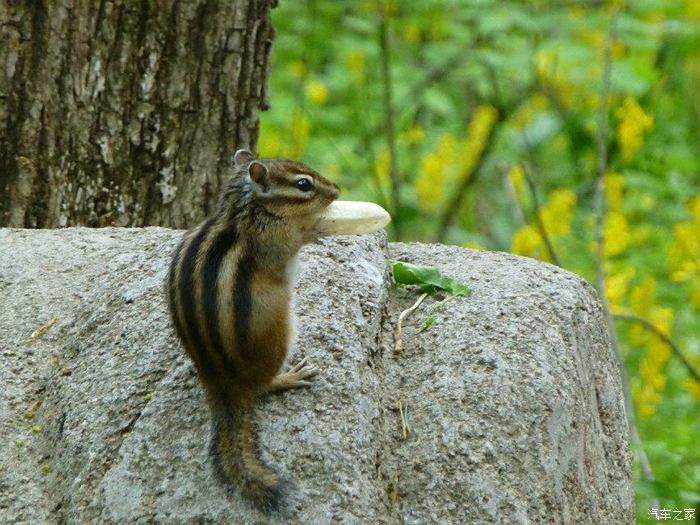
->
[265,357,319,393]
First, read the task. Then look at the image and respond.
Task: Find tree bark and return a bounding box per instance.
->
[0,0,277,228]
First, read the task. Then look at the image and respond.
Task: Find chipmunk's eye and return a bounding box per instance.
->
[295,178,314,192]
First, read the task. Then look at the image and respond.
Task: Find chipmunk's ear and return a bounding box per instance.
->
[248,161,270,193]
[234,149,256,167]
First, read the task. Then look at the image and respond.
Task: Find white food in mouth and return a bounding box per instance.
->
[315,201,392,235]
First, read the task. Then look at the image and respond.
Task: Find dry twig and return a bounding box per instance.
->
[398,400,410,439]
[24,318,58,344]
[394,293,428,353]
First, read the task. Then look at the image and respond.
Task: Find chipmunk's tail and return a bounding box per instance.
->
[209,394,288,511]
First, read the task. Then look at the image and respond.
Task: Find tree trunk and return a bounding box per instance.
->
[0,0,277,228]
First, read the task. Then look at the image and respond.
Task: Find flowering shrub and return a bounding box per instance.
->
[261,2,700,520]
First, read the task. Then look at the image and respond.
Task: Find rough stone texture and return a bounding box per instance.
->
[384,244,633,525]
[0,229,633,524]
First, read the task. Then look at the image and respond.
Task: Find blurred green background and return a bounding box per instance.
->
[259,1,700,521]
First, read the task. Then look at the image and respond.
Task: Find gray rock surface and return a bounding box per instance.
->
[0,228,633,524]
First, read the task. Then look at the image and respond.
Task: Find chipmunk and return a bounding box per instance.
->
[166,149,340,511]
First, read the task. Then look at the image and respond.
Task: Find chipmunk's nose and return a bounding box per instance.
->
[329,183,340,200]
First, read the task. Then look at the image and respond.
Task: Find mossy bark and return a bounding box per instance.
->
[0,0,277,228]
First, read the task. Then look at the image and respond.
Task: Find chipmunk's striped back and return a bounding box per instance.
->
[169,218,238,381]
[166,150,339,511]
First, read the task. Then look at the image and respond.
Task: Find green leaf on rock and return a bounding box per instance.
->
[392,261,471,296]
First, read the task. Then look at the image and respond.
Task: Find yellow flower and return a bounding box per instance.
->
[603,211,629,257]
[605,266,635,313]
[690,278,700,310]
[687,0,700,19]
[632,305,674,418]
[638,403,655,418]
[668,225,698,281]
[257,128,282,157]
[509,186,575,262]
[604,172,624,212]
[582,94,599,112]
[540,189,577,236]
[415,153,444,210]
[383,0,399,16]
[533,50,581,108]
[569,5,585,18]
[578,29,605,51]
[373,148,391,188]
[611,38,625,59]
[648,369,666,391]
[632,382,659,418]
[643,8,665,24]
[648,339,671,363]
[668,196,700,286]
[629,224,652,246]
[415,168,443,211]
[630,276,655,317]
[361,0,397,16]
[508,165,526,202]
[511,94,549,129]
[306,80,329,106]
[615,97,653,162]
[289,112,310,158]
[415,107,496,214]
[649,306,673,337]
[629,276,655,347]
[289,60,307,79]
[629,322,646,348]
[414,133,458,212]
[346,51,365,84]
[425,11,448,41]
[689,195,700,222]
[458,105,498,185]
[401,22,421,43]
[437,133,459,164]
[684,377,700,400]
[512,225,542,258]
[399,124,426,146]
[534,50,556,82]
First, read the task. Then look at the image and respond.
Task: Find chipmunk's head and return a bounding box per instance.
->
[234,149,340,222]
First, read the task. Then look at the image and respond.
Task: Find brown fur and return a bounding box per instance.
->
[166,151,339,511]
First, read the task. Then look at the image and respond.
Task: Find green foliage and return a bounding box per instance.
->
[392,260,469,334]
[262,1,700,521]
[392,261,470,296]
[418,315,435,333]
